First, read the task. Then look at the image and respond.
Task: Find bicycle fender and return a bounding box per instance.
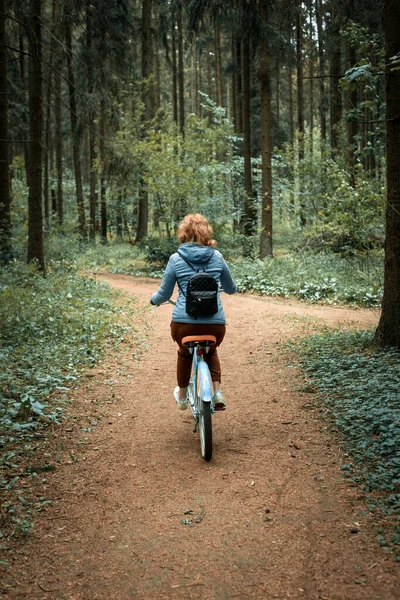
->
[197,361,213,403]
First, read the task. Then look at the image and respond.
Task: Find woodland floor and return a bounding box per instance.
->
[1,275,399,600]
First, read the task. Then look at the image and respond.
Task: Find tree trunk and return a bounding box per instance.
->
[374,0,400,347]
[241,35,256,238]
[346,43,358,181]
[259,0,273,259]
[308,1,314,157]
[44,69,51,231]
[192,38,198,115]
[54,63,63,225]
[27,0,45,271]
[288,50,294,147]
[99,100,107,243]
[214,21,223,108]
[0,0,12,261]
[135,0,153,243]
[296,6,304,158]
[86,1,97,241]
[235,38,242,133]
[153,18,160,114]
[17,9,30,187]
[65,17,86,239]
[177,1,185,137]
[116,194,123,239]
[330,6,342,152]
[316,0,327,148]
[296,4,306,227]
[171,17,178,124]
[275,54,280,132]
[206,37,213,125]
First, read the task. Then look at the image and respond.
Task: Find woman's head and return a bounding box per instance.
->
[177,214,217,246]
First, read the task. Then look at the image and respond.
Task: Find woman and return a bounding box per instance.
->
[150,214,237,411]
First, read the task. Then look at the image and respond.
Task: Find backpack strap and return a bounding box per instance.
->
[177,251,198,273]
[176,250,214,297]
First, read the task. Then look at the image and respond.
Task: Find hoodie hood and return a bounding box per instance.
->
[178,242,215,264]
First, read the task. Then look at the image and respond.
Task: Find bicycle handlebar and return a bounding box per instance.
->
[152,299,176,307]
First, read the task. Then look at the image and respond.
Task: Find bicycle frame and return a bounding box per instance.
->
[187,344,214,432]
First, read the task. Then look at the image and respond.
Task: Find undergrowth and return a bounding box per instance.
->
[294,329,400,559]
[0,261,141,441]
[60,234,383,308]
[0,260,145,539]
[231,253,383,307]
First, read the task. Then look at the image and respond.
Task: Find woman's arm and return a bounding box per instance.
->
[150,256,177,305]
[220,258,237,295]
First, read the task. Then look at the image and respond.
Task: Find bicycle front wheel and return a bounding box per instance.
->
[199,400,212,461]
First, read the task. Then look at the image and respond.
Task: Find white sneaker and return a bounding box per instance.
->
[213,390,226,411]
[174,386,187,410]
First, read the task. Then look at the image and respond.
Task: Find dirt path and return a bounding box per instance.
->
[2,276,398,600]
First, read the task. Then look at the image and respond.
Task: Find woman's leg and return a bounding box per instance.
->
[203,325,226,385]
[170,323,226,399]
[170,322,193,399]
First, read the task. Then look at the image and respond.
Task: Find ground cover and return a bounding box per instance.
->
[292,328,400,559]
[0,261,146,538]
[56,235,384,308]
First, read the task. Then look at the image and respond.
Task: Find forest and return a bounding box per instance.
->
[1,0,400,569]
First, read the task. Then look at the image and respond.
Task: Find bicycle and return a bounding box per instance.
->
[182,334,216,462]
[156,300,216,461]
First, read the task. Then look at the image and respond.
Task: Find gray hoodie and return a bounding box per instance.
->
[150,242,237,324]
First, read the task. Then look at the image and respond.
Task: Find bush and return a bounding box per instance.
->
[141,236,179,266]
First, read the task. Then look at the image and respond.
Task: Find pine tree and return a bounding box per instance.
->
[374,0,400,347]
[27,0,45,271]
[0,0,12,262]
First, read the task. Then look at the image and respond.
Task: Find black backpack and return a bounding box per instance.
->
[177,252,219,319]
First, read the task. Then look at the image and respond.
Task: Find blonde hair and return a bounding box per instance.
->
[177,214,217,247]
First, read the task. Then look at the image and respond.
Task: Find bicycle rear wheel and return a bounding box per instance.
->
[196,360,213,461]
[199,400,212,461]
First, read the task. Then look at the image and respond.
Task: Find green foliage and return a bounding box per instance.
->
[231,251,383,307]
[294,329,400,556]
[0,261,140,441]
[107,93,240,235]
[141,236,179,266]
[274,140,385,256]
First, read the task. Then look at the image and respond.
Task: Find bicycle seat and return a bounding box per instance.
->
[182,335,217,346]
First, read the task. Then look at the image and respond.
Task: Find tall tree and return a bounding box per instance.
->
[0,0,12,261]
[214,20,223,107]
[330,2,342,151]
[296,3,304,158]
[374,0,400,347]
[171,15,178,124]
[296,3,306,227]
[86,0,97,240]
[241,33,256,237]
[259,0,273,258]
[65,11,86,239]
[177,0,185,136]
[54,56,63,225]
[27,0,45,270]
[316,0,327,147]
[135,0,154,242]
[232,34,242,134]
